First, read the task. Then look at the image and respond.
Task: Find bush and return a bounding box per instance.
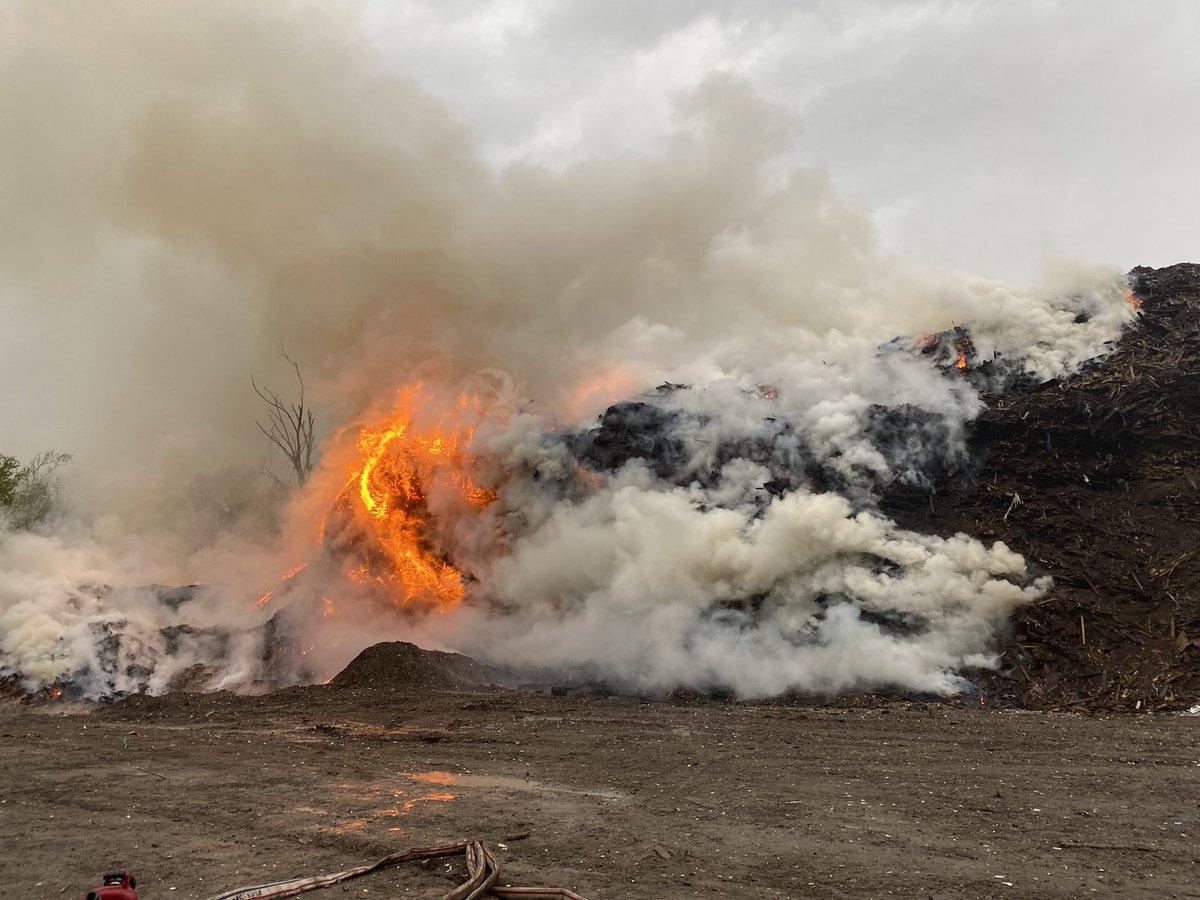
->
[0,451,72,531]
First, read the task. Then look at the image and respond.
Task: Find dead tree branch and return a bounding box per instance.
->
[252,349,316,488]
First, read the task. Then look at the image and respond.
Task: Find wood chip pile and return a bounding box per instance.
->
[885,263,1200,710]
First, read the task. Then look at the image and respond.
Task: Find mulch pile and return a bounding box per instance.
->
[11,269,1199,714]
[885,263,1200,711]
[329,641,501,692]
[336,266,1200,712]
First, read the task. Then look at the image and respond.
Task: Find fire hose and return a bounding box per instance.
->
[205,840,588,900]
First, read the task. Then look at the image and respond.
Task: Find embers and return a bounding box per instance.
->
[908,324,977,373]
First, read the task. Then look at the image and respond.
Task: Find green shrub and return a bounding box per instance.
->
[0,451,72,531]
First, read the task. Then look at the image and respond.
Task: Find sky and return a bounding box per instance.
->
[362,0,1200,283]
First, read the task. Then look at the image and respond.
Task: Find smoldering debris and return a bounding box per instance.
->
[302,264,1196,710]
[882,263,1200,711]
[1,271,1147,703]
[0,582,299,700]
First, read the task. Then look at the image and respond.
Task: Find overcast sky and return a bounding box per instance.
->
[361,0,1199,285]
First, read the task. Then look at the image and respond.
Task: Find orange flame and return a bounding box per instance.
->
[1124,288,1142,309]
[332,385,494,611]
[956,354,968,370]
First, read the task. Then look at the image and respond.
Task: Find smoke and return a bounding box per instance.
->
[0,2,1136,698]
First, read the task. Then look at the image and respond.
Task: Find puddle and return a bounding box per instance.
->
[404,770,628,802]
[405,792,455,809]
[308,777,458,836]
[405,770,459,786]
[309,769,627,838]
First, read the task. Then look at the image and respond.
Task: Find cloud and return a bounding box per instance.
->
[365,1,1200,281]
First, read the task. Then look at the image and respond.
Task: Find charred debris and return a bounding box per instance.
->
[858,264,1199,711]
[12,266,1199,713]
[886,263,1200,712]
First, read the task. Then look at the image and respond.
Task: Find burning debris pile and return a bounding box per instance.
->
[0,3,1188,712]
[882,263,1200,710]
[6,265,1184,709]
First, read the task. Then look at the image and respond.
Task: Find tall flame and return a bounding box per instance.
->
[332,385,494,611]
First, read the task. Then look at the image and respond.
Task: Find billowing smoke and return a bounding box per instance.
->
[0,2,1136,698]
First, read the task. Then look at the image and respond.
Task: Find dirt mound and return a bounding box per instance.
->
[884,263,1200,710]
[329,641,501,691]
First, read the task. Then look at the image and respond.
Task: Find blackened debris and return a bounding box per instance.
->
[568,400,688,479]
[863,404,969,491]
[884,263,1200,711]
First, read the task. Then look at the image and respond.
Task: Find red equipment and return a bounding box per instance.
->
[83,871,138,900]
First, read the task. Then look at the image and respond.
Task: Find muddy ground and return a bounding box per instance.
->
[3,684,1197,900]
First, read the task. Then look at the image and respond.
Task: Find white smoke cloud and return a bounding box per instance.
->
[441,478,1045,696]
[0,1,1138,698]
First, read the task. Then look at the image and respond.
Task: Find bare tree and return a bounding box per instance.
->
[252,349,317,488]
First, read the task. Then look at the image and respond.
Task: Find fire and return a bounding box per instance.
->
[253,564,306,610]
[952,335,973,372]
[331,385,495,611]
[1124,287,1143,309]
[911,329,973,371]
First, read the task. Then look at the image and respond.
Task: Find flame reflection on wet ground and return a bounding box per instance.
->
[308,768,627,837]
[406,770,628,802]
[404,770,459,786]
[312,778,457,836]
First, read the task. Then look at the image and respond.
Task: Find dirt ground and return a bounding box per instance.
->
[3,684,1198,900]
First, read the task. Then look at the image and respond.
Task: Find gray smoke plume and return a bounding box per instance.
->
[0,2,1136,698]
